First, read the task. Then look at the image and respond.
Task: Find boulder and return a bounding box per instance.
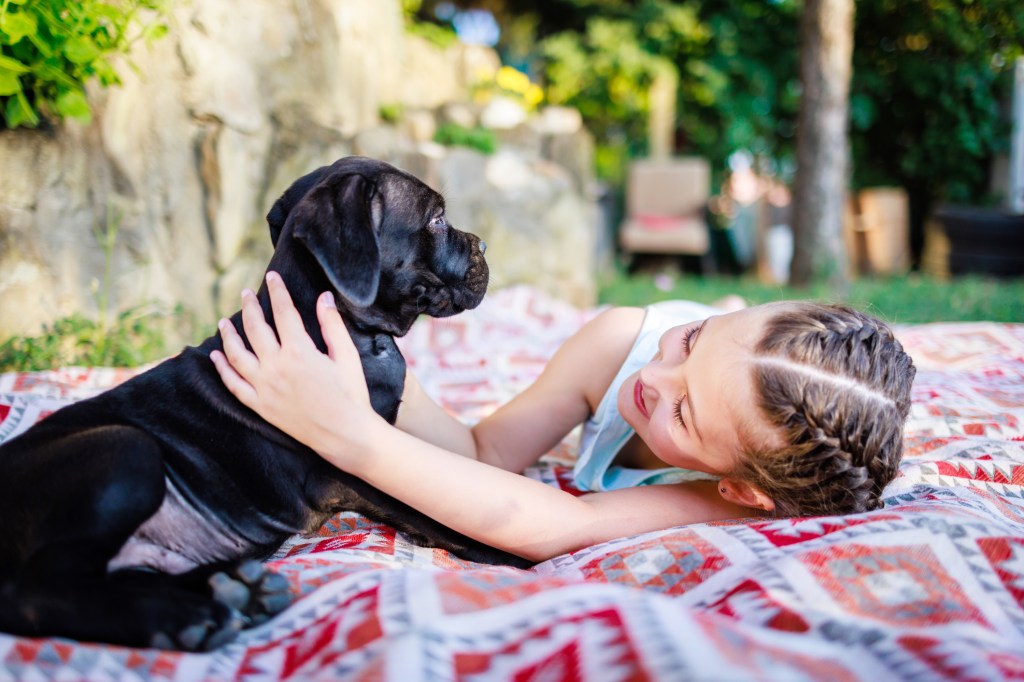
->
[0,0,600,347]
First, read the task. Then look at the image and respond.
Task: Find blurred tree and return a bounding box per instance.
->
[789,0,853,291]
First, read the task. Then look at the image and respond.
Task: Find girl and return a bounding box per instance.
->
[211,272,916,563]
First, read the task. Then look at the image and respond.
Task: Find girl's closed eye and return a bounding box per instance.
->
[673,395,686,428]
[680,322,702,355]
[674,322,704,428]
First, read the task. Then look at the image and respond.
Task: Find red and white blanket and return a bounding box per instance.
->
[1,286,1023,681]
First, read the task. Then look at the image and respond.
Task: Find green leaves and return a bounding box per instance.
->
[55,87,89,120]
[0,70,19,95]
[63,36,100,64]
[0,0,170,129]
[0,9,37,44]
[530,0,1021,206]
[850,0,1024,204]
[3,89,37,127]
[538,0,800,182]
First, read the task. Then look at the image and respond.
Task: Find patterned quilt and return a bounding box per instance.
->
[1,286,1023,681]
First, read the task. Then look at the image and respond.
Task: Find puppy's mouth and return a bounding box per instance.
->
[415,280,487,317]
[416,239,489,317]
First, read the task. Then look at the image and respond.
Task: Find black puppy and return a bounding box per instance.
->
[0,156,530,652]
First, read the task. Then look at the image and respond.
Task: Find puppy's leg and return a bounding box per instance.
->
[0,425,240,650]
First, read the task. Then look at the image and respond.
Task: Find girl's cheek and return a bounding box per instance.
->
[650,419,677,452]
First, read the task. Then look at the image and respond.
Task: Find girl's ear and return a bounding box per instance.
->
[719,478,775,513]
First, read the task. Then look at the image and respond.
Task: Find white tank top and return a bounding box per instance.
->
[573,300,723,492]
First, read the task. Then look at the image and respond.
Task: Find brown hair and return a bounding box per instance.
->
[732,302,916,517]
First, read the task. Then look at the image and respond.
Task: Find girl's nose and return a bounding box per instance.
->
[639,363,668,398]
[641,353,682,393]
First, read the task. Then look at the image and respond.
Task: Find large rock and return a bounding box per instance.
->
[0,0,599,344]
[0,0,416,340]
[438,150,598,308]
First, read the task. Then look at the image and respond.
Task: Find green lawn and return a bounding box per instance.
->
[598,269,1024,324]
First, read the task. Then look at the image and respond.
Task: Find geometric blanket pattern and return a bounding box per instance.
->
[1,285,1023,681]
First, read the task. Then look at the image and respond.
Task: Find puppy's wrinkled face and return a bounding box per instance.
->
[373,171,489,328]
[269,156,488,336]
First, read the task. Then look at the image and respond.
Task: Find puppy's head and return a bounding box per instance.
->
[267,156,488,335]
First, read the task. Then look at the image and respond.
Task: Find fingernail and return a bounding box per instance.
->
[320,291,335,308]
[266,271,280,283]
[241,288,255,300]
[218,318,229,331]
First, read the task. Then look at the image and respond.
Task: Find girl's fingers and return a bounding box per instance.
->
[218,318,262,379]
[210,349,259,408]
[240,287,281,358]
[318,292,359,364]
[265,271,308,346]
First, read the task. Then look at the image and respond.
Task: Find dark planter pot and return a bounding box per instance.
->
[934,206,1024,278]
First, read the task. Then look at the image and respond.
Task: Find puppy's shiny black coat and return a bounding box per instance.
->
[0,157,529,652]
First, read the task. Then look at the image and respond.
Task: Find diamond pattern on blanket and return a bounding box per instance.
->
[577,531,730,595]
[803,543,989,627]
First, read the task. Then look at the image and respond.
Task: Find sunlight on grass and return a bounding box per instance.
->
[598,268,1024,324]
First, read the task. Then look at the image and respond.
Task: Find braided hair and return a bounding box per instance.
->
[732,302,916,517]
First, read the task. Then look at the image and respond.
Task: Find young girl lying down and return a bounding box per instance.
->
[211,272,916,563]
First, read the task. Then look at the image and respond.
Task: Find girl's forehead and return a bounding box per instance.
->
[705,305,780,348]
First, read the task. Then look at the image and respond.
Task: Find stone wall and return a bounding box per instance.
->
[0,0,599,344]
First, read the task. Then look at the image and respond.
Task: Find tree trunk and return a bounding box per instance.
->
[789,0,854,292]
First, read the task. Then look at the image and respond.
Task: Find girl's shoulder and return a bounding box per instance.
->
[549,307,646,411]
[574,306,647,356]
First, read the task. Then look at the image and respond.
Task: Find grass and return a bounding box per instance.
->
[598,266,1024,325]
[0,304,199,373]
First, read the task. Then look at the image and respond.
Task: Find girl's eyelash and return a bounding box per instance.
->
[673,396,686,428]
[681,325,699,354]
[675,323,700,428]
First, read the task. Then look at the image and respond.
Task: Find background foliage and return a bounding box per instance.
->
[422,0,1024,262]
[0,0,168,129]
[539,0,801,186]
[850,0,1024,258]
[0,304,192,371]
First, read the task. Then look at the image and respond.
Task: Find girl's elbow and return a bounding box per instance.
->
[513,530,599,563]
[511,544,563,564]
[472,432,511,470]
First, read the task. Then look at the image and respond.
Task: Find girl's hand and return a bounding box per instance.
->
[210,271,382,460]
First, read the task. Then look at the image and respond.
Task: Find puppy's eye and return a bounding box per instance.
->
[429,215,447,228]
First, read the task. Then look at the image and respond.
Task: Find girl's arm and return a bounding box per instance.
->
[339,420,744,562]
[211,274,745,562]
[393,369,480,459]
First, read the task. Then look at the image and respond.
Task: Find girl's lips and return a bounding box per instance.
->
[634,379,649,419]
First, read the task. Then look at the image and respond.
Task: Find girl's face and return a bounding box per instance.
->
[617,304,782,475]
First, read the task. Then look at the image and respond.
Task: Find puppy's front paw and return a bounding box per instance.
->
[209,560,293,628]
[148,604,245,652]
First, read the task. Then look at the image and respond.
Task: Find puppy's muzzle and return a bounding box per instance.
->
[417,234,488,317]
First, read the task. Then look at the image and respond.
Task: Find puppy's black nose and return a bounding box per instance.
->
[479,241,487,254]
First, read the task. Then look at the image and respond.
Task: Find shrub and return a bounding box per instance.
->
[0,304,193,371]
[0,0,168,129]
[433,122,498,155]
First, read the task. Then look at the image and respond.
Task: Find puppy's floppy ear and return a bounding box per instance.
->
[290,172,381,307]
[267,165,331,247]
